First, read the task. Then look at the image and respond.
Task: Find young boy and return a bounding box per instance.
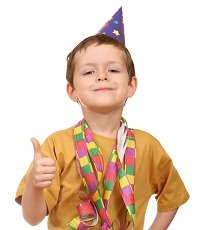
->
[15,7,189,230]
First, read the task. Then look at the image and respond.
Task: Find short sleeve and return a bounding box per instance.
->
[151,139,189,212]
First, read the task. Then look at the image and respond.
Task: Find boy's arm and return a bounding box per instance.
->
[22,177,47,225]
[21,138,55,225]
[148,208,178,230]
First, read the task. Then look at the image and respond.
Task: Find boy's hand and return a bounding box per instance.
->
[29,138,56,189]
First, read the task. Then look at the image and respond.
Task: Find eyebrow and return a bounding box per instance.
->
[79,61,123,68]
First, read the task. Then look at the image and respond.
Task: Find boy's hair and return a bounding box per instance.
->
[66,34,135,88]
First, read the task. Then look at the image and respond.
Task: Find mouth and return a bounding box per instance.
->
[94,87,114,92]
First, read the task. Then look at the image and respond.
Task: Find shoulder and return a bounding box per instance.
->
[40,126,76,167]
[131,129,171,162]
[132,129,160,146]
[41,126,75,151]
[46,126,75,141]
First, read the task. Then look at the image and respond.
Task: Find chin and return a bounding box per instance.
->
[87,104,124,113]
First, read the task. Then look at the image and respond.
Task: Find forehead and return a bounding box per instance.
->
[74,44,126,66]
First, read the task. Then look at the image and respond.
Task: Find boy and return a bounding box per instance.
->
[15,7,189,230]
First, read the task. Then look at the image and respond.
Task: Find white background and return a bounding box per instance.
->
[0,0,199,229]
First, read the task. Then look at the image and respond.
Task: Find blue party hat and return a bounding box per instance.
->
[97,7,125,45]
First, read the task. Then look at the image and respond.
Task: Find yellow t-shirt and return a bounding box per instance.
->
[15,127,189,230]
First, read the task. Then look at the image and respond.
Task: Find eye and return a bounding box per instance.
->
[108,69,120,73]
[83,70,95,75]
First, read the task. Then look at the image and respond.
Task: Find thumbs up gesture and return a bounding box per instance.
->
[29,138,56,189]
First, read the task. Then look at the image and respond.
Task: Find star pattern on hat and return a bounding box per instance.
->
[113,30,120,36]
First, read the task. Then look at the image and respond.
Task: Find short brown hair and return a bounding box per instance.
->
[66,34,135,87]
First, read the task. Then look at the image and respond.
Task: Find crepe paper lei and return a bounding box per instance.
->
[67,118,136,229]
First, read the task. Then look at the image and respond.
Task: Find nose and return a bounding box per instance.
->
[96,73,109,82]
[97,77,108,82]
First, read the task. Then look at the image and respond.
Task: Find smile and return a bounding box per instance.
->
[94,87,114,91]
[94,86,113,91]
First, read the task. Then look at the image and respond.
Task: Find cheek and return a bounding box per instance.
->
[74,85,88,99]
[121,84,131,97]
[73,78,83,90]
[75,84,86,94]
[73,77,79,88]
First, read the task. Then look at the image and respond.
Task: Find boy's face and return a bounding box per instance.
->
[67,44,136,113]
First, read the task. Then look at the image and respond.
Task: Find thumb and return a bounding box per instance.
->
[31,137,42,159]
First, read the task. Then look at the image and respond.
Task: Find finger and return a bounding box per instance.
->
[31,137,42,159]
[40,173,55,181]
[36,165,56,174]
[40,157,55,167]
[34,174,55,188]
[35,180,53,188]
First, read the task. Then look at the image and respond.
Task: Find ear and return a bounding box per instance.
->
[66,83,78,102]
[127,76,137,98]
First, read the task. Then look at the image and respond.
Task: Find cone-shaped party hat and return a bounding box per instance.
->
[97,7,125,45]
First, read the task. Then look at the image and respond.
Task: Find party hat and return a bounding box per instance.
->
[97,7,125,45]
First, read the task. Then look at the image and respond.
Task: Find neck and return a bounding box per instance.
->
[82,109,123,138]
